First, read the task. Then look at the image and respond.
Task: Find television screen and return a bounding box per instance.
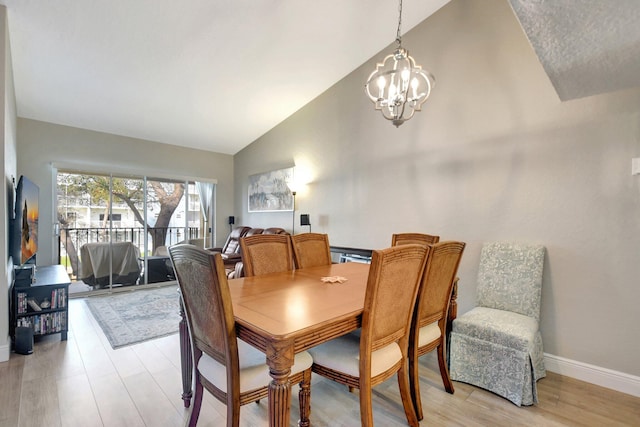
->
[12,176,39,265]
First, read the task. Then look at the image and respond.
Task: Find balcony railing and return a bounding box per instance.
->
[58,226,199,280]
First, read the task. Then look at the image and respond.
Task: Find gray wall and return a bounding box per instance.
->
[1,5,18,361]
[234,0,640,376]
[16,118,235,266]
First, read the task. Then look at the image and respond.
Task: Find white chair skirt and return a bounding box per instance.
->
[449,307,545,406]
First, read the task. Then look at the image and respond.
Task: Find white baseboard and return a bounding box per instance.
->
[544,353,640,398]
[0,340,10,362]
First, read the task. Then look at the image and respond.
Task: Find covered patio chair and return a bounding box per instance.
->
[79,241,141,288]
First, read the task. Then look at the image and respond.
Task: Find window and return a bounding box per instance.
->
[57,170,214,293]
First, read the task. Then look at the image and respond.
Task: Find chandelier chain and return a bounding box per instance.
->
[395,0,403,46]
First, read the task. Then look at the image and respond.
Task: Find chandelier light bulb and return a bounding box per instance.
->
[377,76,386,99]
[401,68,410,86]
[411,78,419,100]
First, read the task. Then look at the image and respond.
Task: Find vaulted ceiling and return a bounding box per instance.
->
[0,0,449,155]
[2,0,639,155]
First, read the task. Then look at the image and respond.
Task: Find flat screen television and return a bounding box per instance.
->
[10,175,39,266]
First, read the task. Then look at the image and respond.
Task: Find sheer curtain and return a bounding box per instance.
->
[195,181,215,247]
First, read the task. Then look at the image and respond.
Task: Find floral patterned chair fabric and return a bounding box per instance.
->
[449,242,546,406]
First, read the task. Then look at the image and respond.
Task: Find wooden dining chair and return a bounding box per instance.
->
[391,232,440,246]
[408,241,465,420]
[291,233,332,269]
[239,234,294,277]
[168,244,313,427]
[308,244,428,427]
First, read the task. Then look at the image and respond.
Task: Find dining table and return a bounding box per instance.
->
[177,260,459,427]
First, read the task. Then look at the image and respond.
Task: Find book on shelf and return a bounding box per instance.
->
[50,288,67,309]
[27,298,42,312]
[17,292,28,314]
[18,312,65,335]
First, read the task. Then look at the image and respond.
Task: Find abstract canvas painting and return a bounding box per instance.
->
[248,167,294,212]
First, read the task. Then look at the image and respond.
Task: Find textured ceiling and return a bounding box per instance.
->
[509,0,640,101]
[0,0,449,154]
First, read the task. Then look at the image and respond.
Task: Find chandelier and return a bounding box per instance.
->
[365,0,435,127]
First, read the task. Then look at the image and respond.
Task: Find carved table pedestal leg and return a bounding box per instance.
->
[266,339,294,427]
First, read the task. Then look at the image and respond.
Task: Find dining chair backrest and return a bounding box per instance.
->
[408,241,465,419]
[239,234,294,277]
[362,244,428,355]
[415,241,466,328]
[291,233,332,269]
[168,244,238,393]
[391,233,440,247]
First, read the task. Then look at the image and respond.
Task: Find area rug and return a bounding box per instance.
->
[85,285,181,349]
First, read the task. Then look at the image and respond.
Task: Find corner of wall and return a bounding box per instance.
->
[1,3,18,361]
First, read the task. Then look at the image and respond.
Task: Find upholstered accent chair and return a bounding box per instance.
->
[308,244,428,427]
[449,242,546,406]
[239,234,294,277]
[391,233,440,246]
[168,244,313,427]
[408,241,465,420]
[291,233,332,269]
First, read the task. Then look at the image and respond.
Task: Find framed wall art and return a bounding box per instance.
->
[248,167,294,212]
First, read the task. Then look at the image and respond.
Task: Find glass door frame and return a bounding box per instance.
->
[55,167,216,296]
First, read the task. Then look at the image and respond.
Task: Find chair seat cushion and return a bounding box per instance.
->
[198,339,313,393]
[308,331,402,378]
[452,307,539,352]
[418,321,441,347]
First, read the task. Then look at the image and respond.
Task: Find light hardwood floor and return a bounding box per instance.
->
[1,297,639,427]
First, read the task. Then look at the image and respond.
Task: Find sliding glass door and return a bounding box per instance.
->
[57,171,213,295]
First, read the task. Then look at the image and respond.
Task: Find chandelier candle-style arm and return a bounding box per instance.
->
[365,0,435,127]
